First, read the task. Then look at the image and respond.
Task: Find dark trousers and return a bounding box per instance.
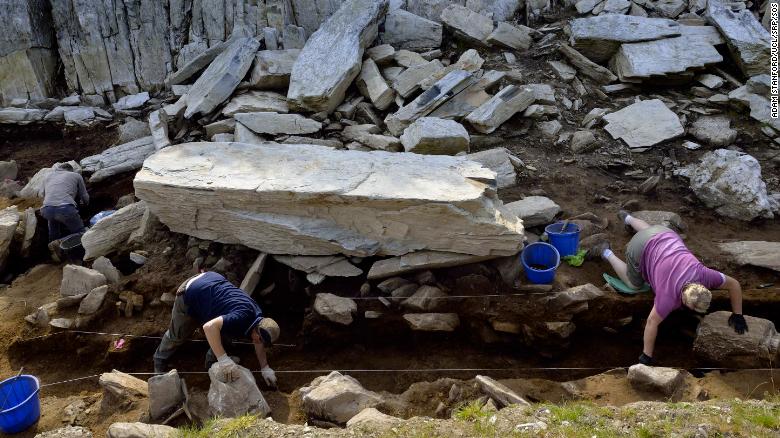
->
[41,205,85,241]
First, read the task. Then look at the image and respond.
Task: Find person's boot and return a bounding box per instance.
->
[586,240,611,260]
[617,210,634,233]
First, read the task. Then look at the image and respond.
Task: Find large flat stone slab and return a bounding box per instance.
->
[382,9,442,50]
[610,36,722,82]
[440,4,494,47]
[602,99,683,150]
[465,85,535,134]
[707,0,770,76]
[368,250,497,279]
[234,112,322,135]
[287,0,388,112]
[82,201,147,260]
[249,49,300,90]
[719,241,780,272]
[135,142,524,257]
[80,136,156,183]
[222,91,289,117]
[568,15,680,62]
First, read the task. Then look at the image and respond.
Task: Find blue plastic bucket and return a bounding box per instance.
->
[0,375,40,434]
[521,242,560,284]
[544,222,581,257]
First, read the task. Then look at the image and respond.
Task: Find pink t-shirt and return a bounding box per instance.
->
[640,232,725,319]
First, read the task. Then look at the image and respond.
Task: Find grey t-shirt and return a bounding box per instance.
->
[42,170,89,207]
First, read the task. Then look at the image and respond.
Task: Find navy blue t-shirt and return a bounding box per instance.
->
[183,272,263,339]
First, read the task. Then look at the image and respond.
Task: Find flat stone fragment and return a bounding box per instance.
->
[287,0,389,112]
[718,241,780,272]
[61,265,107,297]
[167,41,229,86]
[82,202,147,260]
[418,50,484,91]
[679,25,726,46]
[391,60,444,98]
[465,147,520,189]
[603,99,683,149]
[222,91,289,117]
[367,44,396,64]
[382,9,443,50]
[0,207,19,275]
[301,371,383,423]
[402,285,447,311]
[0,108,47,124]
[465,0,523,21]
[575,0,601,13]
[275,255,362,279]
[693,311,779,367]
[689,115,737,147]
[430,70,505,119]
[314,293,358,325]
[403,313,460,331]
[100,370,148,401]
[208,363,270,418]
[368,251,496,280]
[568,15,681,62]
[548,61,576,81]
[695,73,725,89]
[342,124,402,152]
[80,136,156,183]
[113,92,149,111]
[107,423,176,438]
[356,58,394,110]
[627,364,684,396]
[347,408,402,429]
[400,117,469,155]
[148,370,184,421]
[465,85,535,134]
[184,38,260,119]
[440,4,494,47]
[234,112,322,135]
[78,285,108,315]
[486,22,533,50]
[504,196,560,227]
[249,49,300,90]
[386,69,473,136]
[135,143,523,257]
[475,375,531,407]
[610,36,723,82]
[707,0,770,76]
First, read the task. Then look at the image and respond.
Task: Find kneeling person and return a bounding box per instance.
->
[154,271,279,385]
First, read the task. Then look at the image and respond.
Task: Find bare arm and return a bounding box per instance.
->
[642,306,664,358]
[202,316,227,358]
[722,275,743,314]
[253,340,269,369]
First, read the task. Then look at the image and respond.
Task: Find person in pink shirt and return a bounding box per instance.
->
[590,210,747,366]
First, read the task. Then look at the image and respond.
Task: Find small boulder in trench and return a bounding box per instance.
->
[208,363,270,418]
[689,115,737,147]
[627,364,685,396]
[504,196,560,228]
[148,370,184,421]
[61,265,107,297]
[99,370,148,412]
[314,293,357,325]
[693,311,779,367]
[301,371,383,424]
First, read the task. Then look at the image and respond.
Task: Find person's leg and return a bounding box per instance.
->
[40,206,62,242]
[605,252,641,289]
[153,294,198,373]
[619,210,651,232]
[56,205,85,235]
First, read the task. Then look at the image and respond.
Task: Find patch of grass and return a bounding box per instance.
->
[177,418,216,438]
[454,400,491,422]
[547,403,587,424]
[216,414,258,437]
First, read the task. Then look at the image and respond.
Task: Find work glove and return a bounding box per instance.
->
[261,366,277,387]
[216,354,239,383]
[728,313,748,335]
[638,353,654,366]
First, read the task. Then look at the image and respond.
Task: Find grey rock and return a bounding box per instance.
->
[406,0,466,21]
[0,108,47,124]
[366,44,395,64]
[568,15,680,62]
[347,407,402,429]
[610,36,722,82]
[107,423,176,438]
[538,120,562,137]
[650,0,686,17]
[93,256,121,284]
[504,196,560,227]
[113,92,150,111]
[402,285,447,311]
[486,22,533,50]
[301,371,383,423]
[341,125,401,151]
[314,293,357,325]
[78,285,108,315]
[475,375,531,407]
[80,136,156,183]
[148,370,184,421]
[465,85,535,134]
[50,317,74,329]
[282,136,344,148]
[60,95,80,106]
[223,91,290,117]
[35,426,92,438]
[117,118,152,144]
[546,284,604,315]
[283,24,307,49]
[632,210,686,232]
[240,253,268,296]
[391,60,444,98]
[689,115,737,147]
[400,117,469,155]
[211,133,234,142]
[548,61,576,82]
[679,25,726,46]
[718,241,780,272]
[171,85,191,96]
[694,311,779,367]
[368,251,497,279]
[628,364,685,396]
[695,73,725,89]
[100,370,148,403]
[569,130,597,153]
[290,0,345,36]
[0,207,19,275]
[288,0,388,112]
[466,0,522,21]
[418,49,484,91]
[184,38,260,119]
[81,201,147,260]
[377,277,414,294]
[204,119,236,138]
[382,10,443,50]
[235,112,322,135]
[676,149,773,221]
[440,4,494,47]
[394,49,427,67]
[707,0,770,76]
[264,27,280,50]
[0,160,18,181]
[603,99,683,150]
[208,363,270,418]
[275,255,362,282]
[430,70,505,120]
[575,0,601,13]
[249,49,300,90]
[61,265,107,297]
[465,147,520,189]
[356,58,394,110]
[403,313,460,331]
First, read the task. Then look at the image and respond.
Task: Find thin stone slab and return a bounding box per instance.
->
[400,117,469,155]
[418,49,483,90]
[382,9,443,50]
[368,251,497,279]
[610,36,723,82]
[222,91,290,117]
[568,15,681,62]
[135,142,524,257]
[504,196,560,227]
[602,99,683,150]
[249,49,300,90]
[558,44,617,85]
[391,60,444,98]
[486,22,533,50]
[403,313,460,331]
[430,70,505,120]
[385,69,473,136]
[274,255,362,282]
[82,201,147,260]
[0,108,47,124]
[465,85,535,134]
[707,0,770,76]
[394,49,427,67]
[679,25,726,46]
[475,375,531,407]
[464,147,520,189]
[234,112,322,135]
[183,38,260,119]
[440,4,494,47]
[287,0,389,112]
[367,44,396,64]
[0,207,19,275]
[80,136,156,183]
[356,58,394,111]
[719,241,780,272]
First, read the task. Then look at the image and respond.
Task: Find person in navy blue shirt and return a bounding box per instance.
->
[153,271,280,385]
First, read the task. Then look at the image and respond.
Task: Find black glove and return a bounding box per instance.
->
[728,313,748,335]
[638,353,654,366]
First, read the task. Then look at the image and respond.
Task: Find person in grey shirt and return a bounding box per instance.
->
[40,163,89,241]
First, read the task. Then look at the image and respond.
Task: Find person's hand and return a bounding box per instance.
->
[638,353,654,366]
[216,355,239,383]
[261,366,277,387]
[728,313,748,335]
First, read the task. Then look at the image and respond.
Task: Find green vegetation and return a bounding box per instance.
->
[453,400,491,422]
[177,415,258,438]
